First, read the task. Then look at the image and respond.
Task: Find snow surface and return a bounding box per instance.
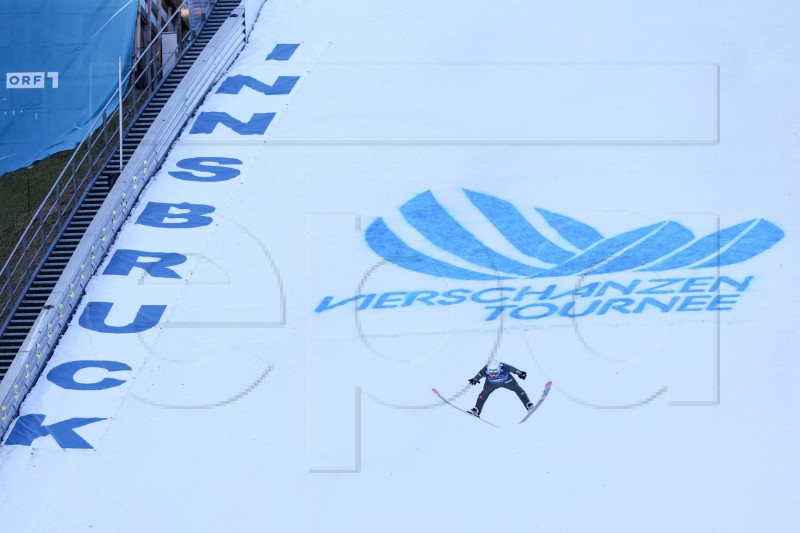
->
[2,1,799,531]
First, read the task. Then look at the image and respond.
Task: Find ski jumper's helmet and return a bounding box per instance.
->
[487,361,501,377]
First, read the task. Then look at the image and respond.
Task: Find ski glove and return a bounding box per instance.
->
[469,378,480,385]
[518,371,527,380]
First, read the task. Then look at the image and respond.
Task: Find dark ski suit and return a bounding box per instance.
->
[471,363,530,414]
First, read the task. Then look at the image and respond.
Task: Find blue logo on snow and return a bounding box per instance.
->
[365,190,784,280]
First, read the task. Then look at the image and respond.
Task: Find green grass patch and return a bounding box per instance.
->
[0,150,75,264]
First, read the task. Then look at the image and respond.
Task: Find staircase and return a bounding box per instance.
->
[0,0,242,379]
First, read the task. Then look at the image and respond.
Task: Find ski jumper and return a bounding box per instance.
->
[471,363,530,414]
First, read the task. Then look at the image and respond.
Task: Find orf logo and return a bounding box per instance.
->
[365,190,785,280]
[6,72,59,89]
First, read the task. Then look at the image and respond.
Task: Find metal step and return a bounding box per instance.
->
[0,329,29,337]
[30,282,57,289]
[5,319,34,327]
[13,302,43,310]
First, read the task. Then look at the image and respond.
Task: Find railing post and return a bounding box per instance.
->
[53,180,62,224]
[118,56,124,172]
[102,111,109,149]
[68,159,77,199]
[69,163,77,199]
[87,136,95,175]
[22,234,30,281]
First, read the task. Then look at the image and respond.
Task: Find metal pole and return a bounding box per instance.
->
[118,56,123,172]
[102,109,109,147]
[146,0,153,87]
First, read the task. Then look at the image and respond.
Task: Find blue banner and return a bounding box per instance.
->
[0,0,137,176]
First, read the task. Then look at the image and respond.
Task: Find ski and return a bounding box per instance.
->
[432,388,500,428]
[519,381,552,424]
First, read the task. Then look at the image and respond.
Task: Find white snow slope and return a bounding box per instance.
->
[2,1,799,532]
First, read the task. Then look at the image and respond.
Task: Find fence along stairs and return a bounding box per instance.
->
[0,0,243,379]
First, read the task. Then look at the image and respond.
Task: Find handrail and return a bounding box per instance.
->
[0,0,192,327]
[0,3,249,441]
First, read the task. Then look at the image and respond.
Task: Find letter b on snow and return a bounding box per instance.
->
[136,202,215,228]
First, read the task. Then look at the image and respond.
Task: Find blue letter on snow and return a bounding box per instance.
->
[217,75,300,96]
[266,43,300,61]
[5,414,106,449]
[136,202,215,229]
[190,112,275,135]
[168,157,242,182]
[47,360,133,391]
[79,302,166,334]
[104,249,187,279]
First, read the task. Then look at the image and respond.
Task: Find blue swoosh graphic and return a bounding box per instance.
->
[400,191,544,277]
[588,221,694,275]
[640,220,752,271]
[535,208,604,250]
[364,218,510,281]
[538,223,661,277]
[463,189,574,264]
[692,219,785,268]
[364,190,785,279]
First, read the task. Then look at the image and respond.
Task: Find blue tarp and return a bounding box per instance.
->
[0,0,137,176]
